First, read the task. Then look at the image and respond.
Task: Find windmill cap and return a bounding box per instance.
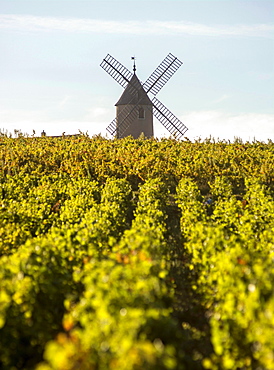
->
[115,74,152,106]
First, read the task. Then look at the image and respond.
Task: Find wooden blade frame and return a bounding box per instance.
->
[143,53,183,96]
[100,54,133,88]
[152,97,188,139]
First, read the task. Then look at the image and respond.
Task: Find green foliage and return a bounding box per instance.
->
[176,175,274,369]
[0,136,273,369]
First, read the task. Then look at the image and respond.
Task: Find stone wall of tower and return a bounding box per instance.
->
[116,104,153,139]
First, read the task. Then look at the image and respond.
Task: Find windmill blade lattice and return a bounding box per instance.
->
[142,53,183,96]
[106,118,118,137]
[100,54,133,89]
[152,97,188,139]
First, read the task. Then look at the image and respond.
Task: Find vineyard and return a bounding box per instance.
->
[0,134,273,370]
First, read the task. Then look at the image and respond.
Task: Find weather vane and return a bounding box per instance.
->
[131,56,136,73]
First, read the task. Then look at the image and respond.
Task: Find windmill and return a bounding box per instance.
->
[100,53,188,139]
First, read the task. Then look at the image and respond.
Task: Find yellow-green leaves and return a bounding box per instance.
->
[0,136,273,369]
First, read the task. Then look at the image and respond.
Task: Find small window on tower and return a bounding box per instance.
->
[139,107,145,119]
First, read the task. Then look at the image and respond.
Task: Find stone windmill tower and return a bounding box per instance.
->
[115,59,153,138]
[100,53,188,139]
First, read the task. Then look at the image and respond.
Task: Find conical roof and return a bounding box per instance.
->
[115,73,152,106]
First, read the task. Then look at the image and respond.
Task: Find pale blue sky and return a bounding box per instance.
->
[0,0,273,141]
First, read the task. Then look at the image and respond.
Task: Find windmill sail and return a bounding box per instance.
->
[100,54,133,88]
[142,53,183,96]
[152,97,188,139]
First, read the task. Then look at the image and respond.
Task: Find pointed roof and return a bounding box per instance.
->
[115,73,152,106]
